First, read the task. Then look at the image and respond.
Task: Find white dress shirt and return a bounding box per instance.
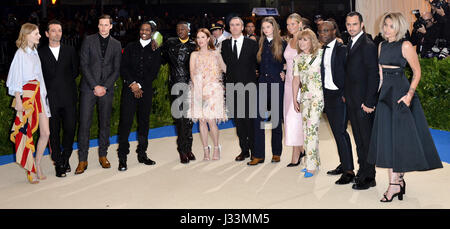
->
[49,45,60,61]
[351,31,364,49]
[323,39,339,90]
[6,47,51,117]
[231,34,244,59]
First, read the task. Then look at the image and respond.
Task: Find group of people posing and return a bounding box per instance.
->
[6,10,442,203]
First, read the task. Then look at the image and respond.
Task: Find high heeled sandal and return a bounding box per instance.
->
[36,167,47,180]
[203,145,211,161]
[380,183,403,202]
[399,174,406,194]
[212,145,221,160]
[27,171,39,184]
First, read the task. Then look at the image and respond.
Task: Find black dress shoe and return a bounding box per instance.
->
[118,159,127,171]
[235,152,250,161]
[327,164,343,175]
[55,164,66,178]
[287,151,305,167]
[138,154,156,165]
[352,177,376,190]
[179,153,190,164]
[335,172,355,185]
[186,152,196,161]
[64,161,71,173]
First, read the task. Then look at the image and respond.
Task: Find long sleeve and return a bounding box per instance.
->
[104,42,122,90]
[80,37,98,89]
[6,50,24,96]
[71,47,80,79]
[120,43,133,86]
[363,41,380,108]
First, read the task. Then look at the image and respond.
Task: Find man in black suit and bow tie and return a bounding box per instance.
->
[344,12,379,190]
[221,17,258,162]
[38,20,79,178]
[76,14,122,174]
[318,21,354,184]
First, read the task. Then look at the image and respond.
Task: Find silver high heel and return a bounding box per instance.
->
[212,145,221,160]
[203,145,211,161]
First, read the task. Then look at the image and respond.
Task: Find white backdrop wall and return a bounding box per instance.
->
[356,0,431,36]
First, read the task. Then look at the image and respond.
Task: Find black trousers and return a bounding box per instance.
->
[347,105,376,179]
[253,80,284,159]
[170,89,193,155]
[324,91,353,171]
[78,90,114,162]
[117,87,153,160]
[48,100,77,167]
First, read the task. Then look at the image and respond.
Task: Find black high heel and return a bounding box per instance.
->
[380,183,403,202]
[399,174,406,195]
[287,150,305,167]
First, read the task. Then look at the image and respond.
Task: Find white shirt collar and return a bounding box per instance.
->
[326,39,337,49]
[351,31,364,44]
[24,46,37,54]
[267,37,273,42]
[140,38,152,47]
[232,34,244,43]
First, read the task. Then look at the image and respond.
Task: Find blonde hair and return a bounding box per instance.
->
[257,17,284,63]
[287,13,303,29]
[16,23,39,50]
[296,28,320,55]
[379,12,408,42]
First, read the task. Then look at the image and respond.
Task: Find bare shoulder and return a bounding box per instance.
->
[402,40,414,49]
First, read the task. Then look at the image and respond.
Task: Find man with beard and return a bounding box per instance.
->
[38,20,79,177]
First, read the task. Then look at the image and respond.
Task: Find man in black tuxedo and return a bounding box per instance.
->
[76,14,122,174]
[344,12,379,190]
[117,21,162,171]
[318,21,354,184]
[221,17,258,162]
[38,20,79,178]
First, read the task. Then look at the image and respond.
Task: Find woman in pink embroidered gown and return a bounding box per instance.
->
[187,28,227,161]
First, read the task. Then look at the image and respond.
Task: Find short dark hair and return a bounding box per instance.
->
[99,14,113,24]
[47,19,62,31]
[346,11,363,23]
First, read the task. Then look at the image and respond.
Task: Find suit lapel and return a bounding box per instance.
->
[349,33,364,55]
[94,35,103,59]
[331,42,338,77]
[46,46,58,63]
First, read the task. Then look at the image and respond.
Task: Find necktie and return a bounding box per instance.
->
[233,39,238,59]
[348,39,353,51]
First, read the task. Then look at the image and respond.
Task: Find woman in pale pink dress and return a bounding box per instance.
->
[187,28,227,161]
[283,13,305,167]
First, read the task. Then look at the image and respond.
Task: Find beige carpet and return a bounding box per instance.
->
[0,117,449,209]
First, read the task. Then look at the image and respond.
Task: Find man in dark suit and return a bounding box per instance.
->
[318,21,354,184]
[221,16,258,162]
[344,12,379,190]
[76,14,122,174]
[161,21,197,164]
[38,20,79,178]
[117,21,162,171]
